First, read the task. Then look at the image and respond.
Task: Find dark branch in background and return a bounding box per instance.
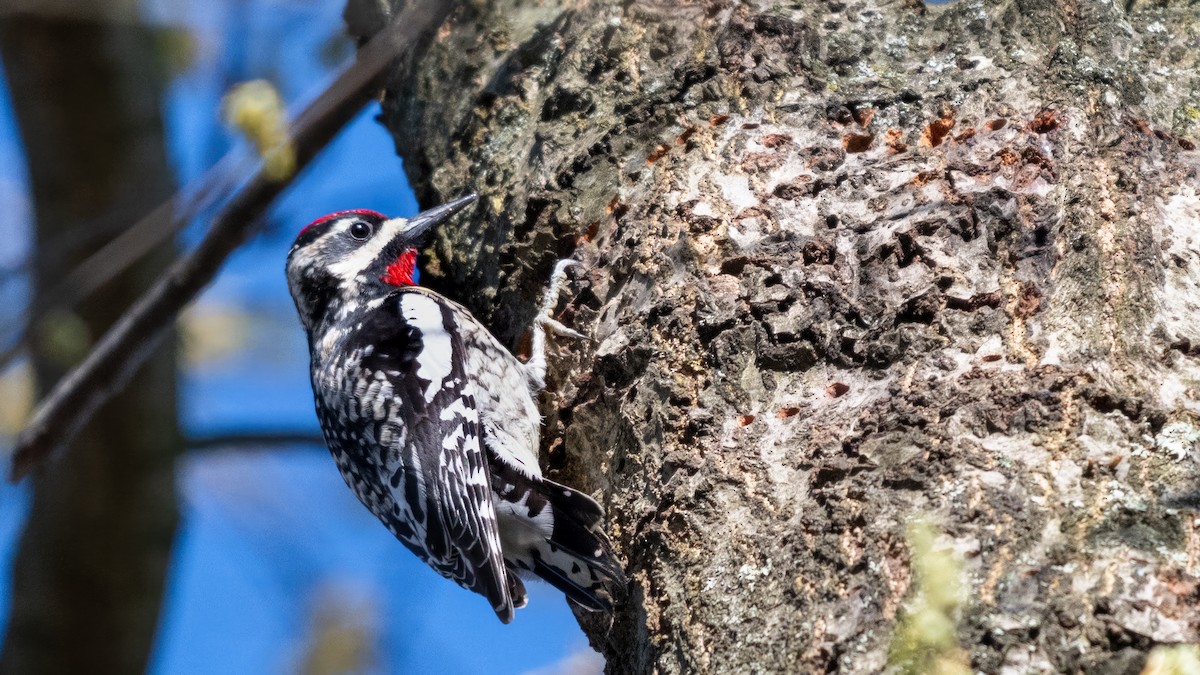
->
[9,0,456,481]
[0,153,249,374]
[186,431,327,452]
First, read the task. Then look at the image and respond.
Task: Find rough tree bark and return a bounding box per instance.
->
[347,0,1200,671]
[0,4,180,673]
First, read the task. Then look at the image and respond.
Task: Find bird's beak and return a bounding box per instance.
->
[384,193,477,241]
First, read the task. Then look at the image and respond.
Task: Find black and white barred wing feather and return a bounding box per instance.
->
[353,290,514,622]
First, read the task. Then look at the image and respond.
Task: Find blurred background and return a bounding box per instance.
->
[0,0,598,672]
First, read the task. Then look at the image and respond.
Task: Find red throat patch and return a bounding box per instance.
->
[381,248,419,286]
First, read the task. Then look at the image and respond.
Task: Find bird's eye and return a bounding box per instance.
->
[349,221,373,241]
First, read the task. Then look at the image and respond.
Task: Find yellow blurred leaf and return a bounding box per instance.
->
[221,80,295,181]
[888,519,970,675]
[0,363,34,436]
[37,309,91,369]
[1142,645,1200,675]
[180,305,252,367]
[300,584,379,675]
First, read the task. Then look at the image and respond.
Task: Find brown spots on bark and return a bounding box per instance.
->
[946,291,1003,311]
[984,118,1008,132]
[709,114,730,126]
[1130,117,1197,150]
[1014,283,1042,318]
[995,147,1020,165]
[853,107,875,127]
[885,128,907,154]
[843,132,873,153]
[955,128,977,143]
[1105,453,1125,472]
[777,407,801,419]
[801,239,836,264]
[647,123,711,167]
[577,220,600,244]
[1029,109,1059,133]
[762,133,793,148]
[742,152,785,173]
[1021,146,1055,173]
[737,414,756,426]
[921,117,956,147]
[826,382,849,397]
[736,206,772,223]
[606,195,628,220]
[646,143,671,164]
[744,133,798,171]
[911,170,939,187]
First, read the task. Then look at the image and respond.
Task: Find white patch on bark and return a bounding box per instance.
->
[714,172,758,211]
[1159,185,1200,338]
[1154,420,1200,462]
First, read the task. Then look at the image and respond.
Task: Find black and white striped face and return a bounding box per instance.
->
[285,196,477,333]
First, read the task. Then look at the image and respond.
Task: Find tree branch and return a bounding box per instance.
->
[0,153,247,376]
[186,431,326,452]
[9,0,456,481]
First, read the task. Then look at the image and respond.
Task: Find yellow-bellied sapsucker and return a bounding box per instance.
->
[285,195,623,622]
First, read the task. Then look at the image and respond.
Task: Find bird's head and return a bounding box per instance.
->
[285,194,476,333]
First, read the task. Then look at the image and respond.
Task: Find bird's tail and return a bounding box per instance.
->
[530,478,626,611]
[493,469,626,612]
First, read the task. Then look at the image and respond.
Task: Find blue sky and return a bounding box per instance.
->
[0,1,597,672]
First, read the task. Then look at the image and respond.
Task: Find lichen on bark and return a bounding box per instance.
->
[346,0,1200,672]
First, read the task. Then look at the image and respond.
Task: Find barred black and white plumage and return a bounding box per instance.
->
[285,195,624,622]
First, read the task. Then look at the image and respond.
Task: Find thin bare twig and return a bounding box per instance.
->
[10,0,455,481]
[0,153,248,375]
[186,431,326,452]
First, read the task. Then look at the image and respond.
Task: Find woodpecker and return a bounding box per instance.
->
[285,194,623,623]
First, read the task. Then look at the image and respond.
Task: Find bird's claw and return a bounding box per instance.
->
[536,315,587,340]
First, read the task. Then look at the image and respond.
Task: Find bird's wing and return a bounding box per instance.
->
[352,289,513,622]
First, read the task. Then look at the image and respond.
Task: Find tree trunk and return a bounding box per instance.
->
[0,5,181,673]
[346,0,1200,671]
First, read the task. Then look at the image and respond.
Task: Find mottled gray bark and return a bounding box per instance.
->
[347,0,1200,672]
[0,5,180,673]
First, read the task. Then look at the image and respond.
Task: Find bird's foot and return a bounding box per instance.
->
[527,259,585,390]
[538,259,581,317]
